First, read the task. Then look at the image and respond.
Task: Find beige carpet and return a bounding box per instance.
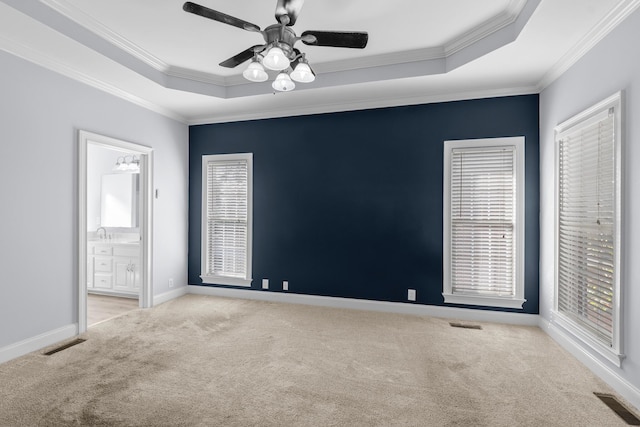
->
[0,294,635,426]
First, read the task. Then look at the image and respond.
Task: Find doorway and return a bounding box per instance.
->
[78,130,153,334]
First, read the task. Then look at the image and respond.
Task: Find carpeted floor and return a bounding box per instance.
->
[0,294,634,426]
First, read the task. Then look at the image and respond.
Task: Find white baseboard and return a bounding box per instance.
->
[0,324,77,365]
[540,318,640,413]
[154,286,188,306]
[187,286,539,326]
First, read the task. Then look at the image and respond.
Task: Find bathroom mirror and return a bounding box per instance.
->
[100,173,139,227]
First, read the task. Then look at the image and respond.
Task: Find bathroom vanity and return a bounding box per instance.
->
[87,241,140,297]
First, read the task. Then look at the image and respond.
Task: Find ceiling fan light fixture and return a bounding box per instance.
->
[263,46,290,71]
[243,60,268,82]
[290,61,315,83]
[272,72,295,92]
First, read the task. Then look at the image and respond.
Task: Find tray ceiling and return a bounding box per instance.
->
[0,0,633,123]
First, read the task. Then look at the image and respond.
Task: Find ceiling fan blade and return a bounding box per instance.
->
[275,0,305,26]
[219,45,264,68]
[183,2,261,32]
[301,31,368,49]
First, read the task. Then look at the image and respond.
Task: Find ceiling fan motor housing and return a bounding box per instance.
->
[264,24,298,59]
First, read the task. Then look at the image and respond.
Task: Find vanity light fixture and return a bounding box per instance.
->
[113,155,140,173]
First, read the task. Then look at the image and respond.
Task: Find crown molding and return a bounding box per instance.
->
[188,85,539,125]
[41,0,168,72]
[165,65,229,87]
[0,32,188,124]
[444,0,528,56]
[40,0,531,81]
[26,0,539,98]
[537,0,640,91]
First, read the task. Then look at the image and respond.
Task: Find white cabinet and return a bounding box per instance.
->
[87,242,139,296]
[113,246,140,292]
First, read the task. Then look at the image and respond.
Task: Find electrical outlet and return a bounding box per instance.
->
[262,279,269,290]
[282,280,289,291]
[408,289,416,301]
[168,278,174,288]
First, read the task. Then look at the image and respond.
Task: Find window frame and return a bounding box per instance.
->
[200,153,253,287]
[553,92,623,366]
[442,136,526,309]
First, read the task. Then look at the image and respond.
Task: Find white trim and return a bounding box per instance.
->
[443,294,526,310]
[153,286,189,306]
[78,130,154,334]
[6,0,539,100]
[188,86,539,125]
[0,324,77,364]
[0,26,538,125]
[201,153,254,287]
[540,318,640,413]
[538,0,640,90]
[200,276,253,288]
[554,92,622,134]
[39,0,529,77]
[551,311,624,367]
[553,92,624,365]
[444,0,528,56]
[187,286,539,326]
[0,33,187,124]
[443,137,526,309]
[41,0,167,72]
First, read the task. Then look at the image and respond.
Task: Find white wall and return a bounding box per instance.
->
[540,7,640,407]
[0,50,188,349]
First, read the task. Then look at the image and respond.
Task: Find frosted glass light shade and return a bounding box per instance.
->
[243,61,268,82]
[272,72,295,92]
[263,47,290,71]
[290,62,315,83]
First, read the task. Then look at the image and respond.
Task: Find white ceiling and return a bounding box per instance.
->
[0,0,636,124]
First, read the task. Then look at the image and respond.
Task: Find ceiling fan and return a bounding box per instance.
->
[183,0,368,91]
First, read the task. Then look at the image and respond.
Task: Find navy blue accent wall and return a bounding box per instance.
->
[189,95,540,313]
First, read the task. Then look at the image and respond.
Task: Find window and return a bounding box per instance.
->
[554,93,623,366]
[201,153,253,287]
[443,137,525,309]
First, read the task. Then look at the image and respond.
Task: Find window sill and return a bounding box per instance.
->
[443,293,526,309]
[551,311,624,368]
[200,275,252,288]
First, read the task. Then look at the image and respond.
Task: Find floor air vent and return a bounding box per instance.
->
[594,393,640,425]
[449,322,482,330]
[43,338,86,356]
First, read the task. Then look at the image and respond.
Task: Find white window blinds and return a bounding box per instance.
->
[557,110,616,347]
[201,154,253,287]
[443,137,525,309]
[451,146,516,296]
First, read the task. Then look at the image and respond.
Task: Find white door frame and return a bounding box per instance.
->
[77,130,154,334]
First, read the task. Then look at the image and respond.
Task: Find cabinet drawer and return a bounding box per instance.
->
[94,257,112,272]
[114,245,139,257]
[94,246,113,256]
[94,273,112,289]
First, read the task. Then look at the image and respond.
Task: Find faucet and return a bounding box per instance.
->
[96,227,107,240]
